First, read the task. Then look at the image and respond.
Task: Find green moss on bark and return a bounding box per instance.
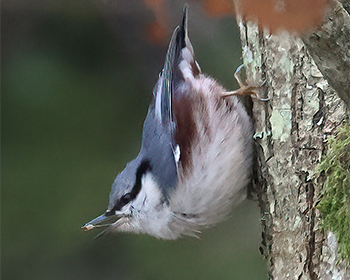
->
[318,122,350,259]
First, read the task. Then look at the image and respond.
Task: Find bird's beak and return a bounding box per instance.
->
[82,213,120,231]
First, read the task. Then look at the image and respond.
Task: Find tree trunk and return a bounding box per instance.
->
[235,1,350,279]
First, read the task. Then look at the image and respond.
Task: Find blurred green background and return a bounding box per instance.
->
[2,0,266,279]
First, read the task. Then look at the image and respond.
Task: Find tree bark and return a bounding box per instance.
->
[235,1,350,279]
[302,1,350,109]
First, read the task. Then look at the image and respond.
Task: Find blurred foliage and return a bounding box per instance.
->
[317,123,350,259]
[2,1,266,279]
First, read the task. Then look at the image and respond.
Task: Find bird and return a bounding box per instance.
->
[82,6,254,240]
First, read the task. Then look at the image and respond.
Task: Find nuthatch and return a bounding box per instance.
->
[82,6,254,239]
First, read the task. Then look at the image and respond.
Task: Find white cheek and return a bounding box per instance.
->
[132,173,162,212]
[131,173,173,238]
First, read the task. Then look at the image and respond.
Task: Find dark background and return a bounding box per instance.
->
[2,0,266,279]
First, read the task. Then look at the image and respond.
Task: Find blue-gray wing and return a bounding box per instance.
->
[141,6,200,198]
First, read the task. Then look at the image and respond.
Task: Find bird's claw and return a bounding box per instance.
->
[221,64,270,102]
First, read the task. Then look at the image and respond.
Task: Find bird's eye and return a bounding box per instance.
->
[120,193,131,205]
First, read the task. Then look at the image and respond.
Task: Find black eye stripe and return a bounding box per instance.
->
[106,160,151,215]
[120,193,131,204]
[130,160,151,200]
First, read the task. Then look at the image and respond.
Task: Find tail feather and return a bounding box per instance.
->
[154,5,199,126]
